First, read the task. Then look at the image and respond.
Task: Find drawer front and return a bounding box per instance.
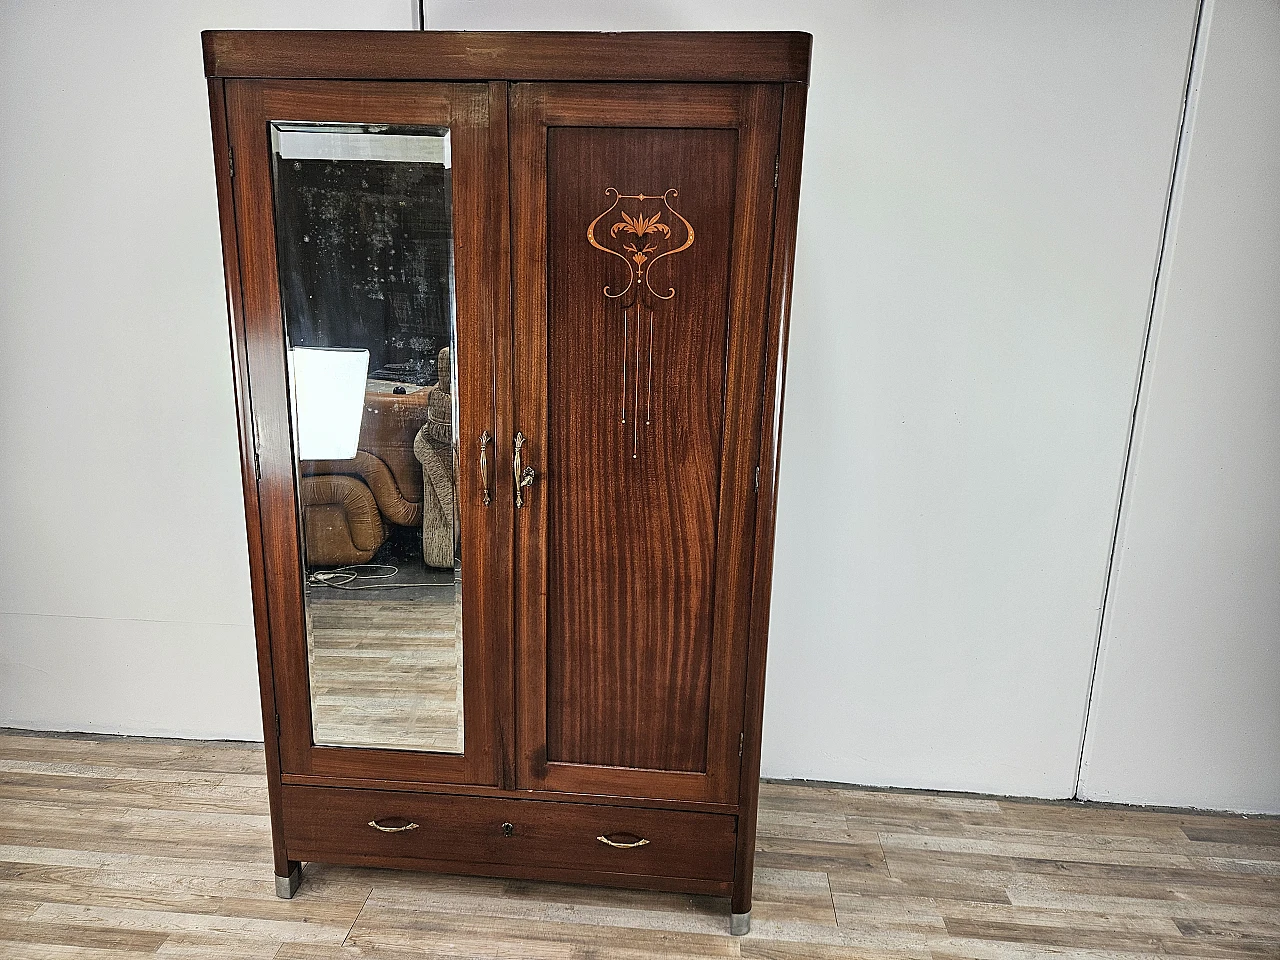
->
[281,785,737,883]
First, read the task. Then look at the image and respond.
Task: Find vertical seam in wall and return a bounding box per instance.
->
[1072,0,1212,799]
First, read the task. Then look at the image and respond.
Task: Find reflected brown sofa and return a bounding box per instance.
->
[300,383,431,567]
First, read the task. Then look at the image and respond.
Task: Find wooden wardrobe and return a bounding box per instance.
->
[203,30,809,934]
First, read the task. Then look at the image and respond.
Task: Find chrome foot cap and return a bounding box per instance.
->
[730,910,751,936]
[275,865,302,899]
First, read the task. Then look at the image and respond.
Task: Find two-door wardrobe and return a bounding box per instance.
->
[203,30,810,934]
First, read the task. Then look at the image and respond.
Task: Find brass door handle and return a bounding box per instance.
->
[513,431,536,508]
[479,430,492,505]
[597,833,650,849]
[368,819,420,833]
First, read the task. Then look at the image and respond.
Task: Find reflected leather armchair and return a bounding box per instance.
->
[300,378,433,568]
[299,474,385,566]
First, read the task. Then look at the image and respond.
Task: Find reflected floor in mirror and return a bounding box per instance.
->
[306,562,463,754]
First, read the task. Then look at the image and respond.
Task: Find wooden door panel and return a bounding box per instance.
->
[512,84,782,804]
[225,80,511,788]
[545,126,738,773]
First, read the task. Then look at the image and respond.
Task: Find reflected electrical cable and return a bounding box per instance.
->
[307,564,448,591]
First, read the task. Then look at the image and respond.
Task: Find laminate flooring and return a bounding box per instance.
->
[0,730,1277,958]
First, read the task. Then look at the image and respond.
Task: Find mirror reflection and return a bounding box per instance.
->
[271,122,463,754]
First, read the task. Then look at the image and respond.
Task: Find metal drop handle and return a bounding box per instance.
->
[479,430,492,505]
[368,819,420,833]
[513,432,536,508]
[597,833,650,849]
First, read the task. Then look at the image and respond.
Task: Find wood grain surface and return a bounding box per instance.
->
[734,80,811,917]
[206,77,294,882]
[543,125,738,775]
[202,31,812,84]
[2,731,1278,958]
[510,83,781,808]
[279,784,736,885]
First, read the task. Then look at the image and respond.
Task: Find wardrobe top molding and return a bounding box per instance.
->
[201,30,812,84]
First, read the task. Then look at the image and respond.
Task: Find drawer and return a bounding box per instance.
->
[281,785,737,884]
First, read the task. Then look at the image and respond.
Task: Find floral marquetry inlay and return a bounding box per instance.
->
[585,188,696,460]
[587,189,695,301]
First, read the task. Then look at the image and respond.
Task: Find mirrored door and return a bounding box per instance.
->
[273,121,463,754]
[226,80,510,786]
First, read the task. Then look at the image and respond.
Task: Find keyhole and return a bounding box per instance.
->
[502,822,514,838]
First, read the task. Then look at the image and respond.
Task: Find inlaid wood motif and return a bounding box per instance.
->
[586,189,695,458]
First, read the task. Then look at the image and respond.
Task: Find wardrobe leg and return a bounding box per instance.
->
[275,861,302,899]
[731,826,755,935]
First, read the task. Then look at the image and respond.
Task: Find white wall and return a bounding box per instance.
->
[0,1,416,739]
[1,2,1273,812]
[1078,0,1280,814]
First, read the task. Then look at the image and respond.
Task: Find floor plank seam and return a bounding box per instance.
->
[342,883,375,947]
[878,832,894,878]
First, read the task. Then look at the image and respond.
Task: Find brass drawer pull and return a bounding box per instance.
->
[597,833,650,849]
[368,819,420,833]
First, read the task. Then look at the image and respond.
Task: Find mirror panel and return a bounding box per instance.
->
[270,122,463,754]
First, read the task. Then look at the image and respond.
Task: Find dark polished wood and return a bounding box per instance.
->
[203,30,811,84]
[280,785,737,886]
[279,772,737,814]
[484,79,519,793]
[223,79,507,788]
[543,125,737,774]
[206,31,809,930]
[733,81,810,918]
[206,77,295,884]
[511,83,782,809]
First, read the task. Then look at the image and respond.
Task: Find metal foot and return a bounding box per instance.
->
[730,910,751,936]
[275,864,302,899]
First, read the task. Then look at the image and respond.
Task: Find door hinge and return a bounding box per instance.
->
[773,154,780,189]
[739,732,744,757]
[228,146,234,180]
[251,416,262,484]
[754,466,760,492]
[274,713,281,738]
[250,439,261,485]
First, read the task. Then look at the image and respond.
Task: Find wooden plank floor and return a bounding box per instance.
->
[0,731,1276,958]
